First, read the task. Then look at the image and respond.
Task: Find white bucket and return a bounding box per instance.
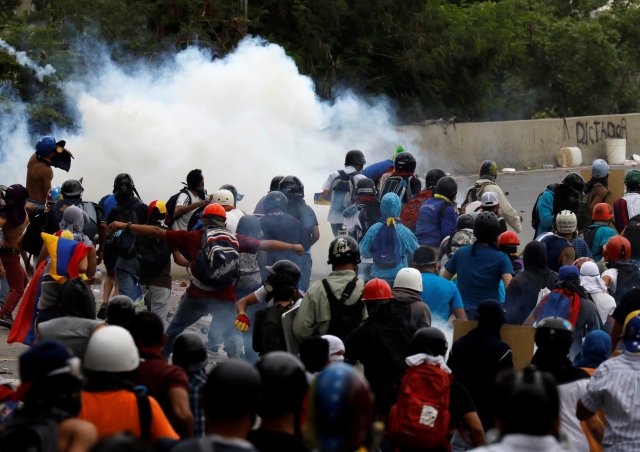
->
[556,147,582,167]
[606,138,626,164]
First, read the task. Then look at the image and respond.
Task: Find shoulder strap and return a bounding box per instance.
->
[322,276,359,305]
[136,393,152,441]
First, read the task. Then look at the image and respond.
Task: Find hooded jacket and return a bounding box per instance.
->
[415,195,457,247]
[360,193,419,283]
[389,287,431,334]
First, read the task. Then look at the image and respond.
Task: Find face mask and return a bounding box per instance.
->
[329,354,345,363]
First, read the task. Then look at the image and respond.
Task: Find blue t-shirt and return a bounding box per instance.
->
[444,244,514,310]
[421,272,464,321]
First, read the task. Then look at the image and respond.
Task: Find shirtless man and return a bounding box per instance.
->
[26,136,73,207]
[0,185,30,323]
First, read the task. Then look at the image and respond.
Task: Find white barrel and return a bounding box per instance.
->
[606,138,626,164]
[556,147,582,167]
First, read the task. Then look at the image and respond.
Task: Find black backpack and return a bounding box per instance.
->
[323,277,364,340]
[22,211,49,255]
[531,192,545,232]
[111,204,141,259]
[611,261,640,305]
[137,233,171,274]
[0,417,58,452]
[623,215,640,260]
[164,188,191,227]
[330,171,357,214]
[582,225,602,250]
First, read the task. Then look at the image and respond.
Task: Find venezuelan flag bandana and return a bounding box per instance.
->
[41,232,90,283]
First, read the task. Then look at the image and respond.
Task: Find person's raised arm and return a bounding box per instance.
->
[108,221,167,240]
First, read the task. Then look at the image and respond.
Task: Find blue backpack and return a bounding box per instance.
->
[536,288,581,327]
[192,227,240,290]
[372,218,402,269]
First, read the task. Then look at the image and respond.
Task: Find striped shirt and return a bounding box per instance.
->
[580,352,640,451]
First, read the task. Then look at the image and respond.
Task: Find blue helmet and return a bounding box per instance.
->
[263,191,288,213]
[35,136,57,158]
[592,159,609,179]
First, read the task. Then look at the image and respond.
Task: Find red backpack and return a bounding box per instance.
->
[386,362,452,450]
[400,189,433,231]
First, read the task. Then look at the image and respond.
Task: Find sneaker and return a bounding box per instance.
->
[0,313,13,327]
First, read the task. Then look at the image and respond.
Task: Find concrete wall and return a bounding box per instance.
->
[401,113,639,174]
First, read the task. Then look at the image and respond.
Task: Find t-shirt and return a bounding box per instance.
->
[171,190,203,231]
[322,166,367,224]
[602,268,618,294]
[37,317,103,358]
[165,230,260,300]
[420,272,464,321]
[225,209,245,233]
[444,244,514,310]
[79,390,179,441]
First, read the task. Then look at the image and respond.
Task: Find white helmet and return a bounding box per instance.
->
[84,325,140,372]
[212,189,234,207]
[555,210,577,234]
[393,268,423,292]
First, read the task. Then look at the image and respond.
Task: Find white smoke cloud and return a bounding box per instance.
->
[0,38,56,81]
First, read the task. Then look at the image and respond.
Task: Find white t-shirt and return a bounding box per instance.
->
[225,208,245,233]
[171,190,203,231]
[558,379,590,452]
[623,192,640,219]
[322,166,367,224]
[602,268,618,294]
[590,291,616,324]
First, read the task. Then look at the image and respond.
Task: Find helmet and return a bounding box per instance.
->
[172,332,207,372]
[278,175,305,199]
[220,184,244,202]
[212,189,234,207]
[410,327,448,357]
[425,168,446,190]
[534,316,574,350]
[498,230,520,246]
[61,179,84,197]
[562,172,585,193]
[456,213,475,230]
[625,169,640,190]
[362,278,392,301]
[473,212,501,243]
[603,235,631,262]
[435,176,457,201]
[47,185,62,204]
[35,136,57,157]
[327,236,360,265]
[356,177,376,196]
[106,295,136,327]
[344,150,366,167]
[393,267,423,292]
[394,152,416,173]
[263,191,288,213]
[148,200,167,217]
[256,351,308,418]
[112,173,135,196]
[305,363,373,452]
[204,360,262,420]
[202,203,227,219]
[592,159,609,179]
[554,210,577,234]
[573,256,594,270]
[265,259,302,285]
[270,176,284,191]
[479,160,498,181]
[84,325,140,372]
[592,203,613,222]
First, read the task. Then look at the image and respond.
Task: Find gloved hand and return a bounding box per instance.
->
[234,312,250,333]
[97,303,108,320]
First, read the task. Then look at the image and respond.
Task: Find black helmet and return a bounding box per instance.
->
[562,172,585,194]
[61,179,84,197]
[410,327,448,357]
[106,295,136,327]
[172,332,207,373]
[456,213,475,230]
[278,175,305,199]
[344,150,366,168]
[356,177,376,196]
[256,351,308,418]
[266,259,302,285]
[473,212,501,243]
[220,184,244,202]
[425,168,446,190]
[534,317,574,350]
[204,360,261,420]
[435,176,457,201]
[269,176,284,191]
[479,160,498,181]
[394,152,416,173]
[327,235,361,265]
[113,173,135,196]
[263,191,288,213]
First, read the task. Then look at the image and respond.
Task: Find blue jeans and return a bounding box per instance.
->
[115,257,141,301]
[299,252,312,292]
[163,293,241,358]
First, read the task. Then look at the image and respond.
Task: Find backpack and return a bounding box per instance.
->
[462,181,495,208]
[22,211,48,255]
[323,277,364,340]
[575,193,592,231]
[531,192,545,232]
[400,189,432,231]
[78,201,100,244]
[192,227,240,290]
[330,171,357,215]
[611,261,640,304]
[582,225,601,250]
[137,233,170,274]
[0,417,58,452]
[386,363,452,450]
[379,175,415,203]
[536,288,581,327]
[623,214,640,260]
[552,184,579,217]
[111,204,140,259]
[371,219,402,269]
[164,188,191,227]
[614,198,629,232]
[235,252,263,292]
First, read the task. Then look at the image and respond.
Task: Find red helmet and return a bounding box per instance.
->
[362,278,392,301]
[202,203,226,219]
[592,203,613,222]
[603,235,631,262]
[497,230,520,246]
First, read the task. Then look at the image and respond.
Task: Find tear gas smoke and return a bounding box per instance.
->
[0,38,56,81]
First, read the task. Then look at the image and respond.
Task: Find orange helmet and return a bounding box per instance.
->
[603,235,631,262]
[362,278,392,301]
[498,230,520,246]
[592,203,613,222]
[202,203,226,219]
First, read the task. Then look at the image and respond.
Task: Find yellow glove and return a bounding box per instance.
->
[234,312,250,333]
